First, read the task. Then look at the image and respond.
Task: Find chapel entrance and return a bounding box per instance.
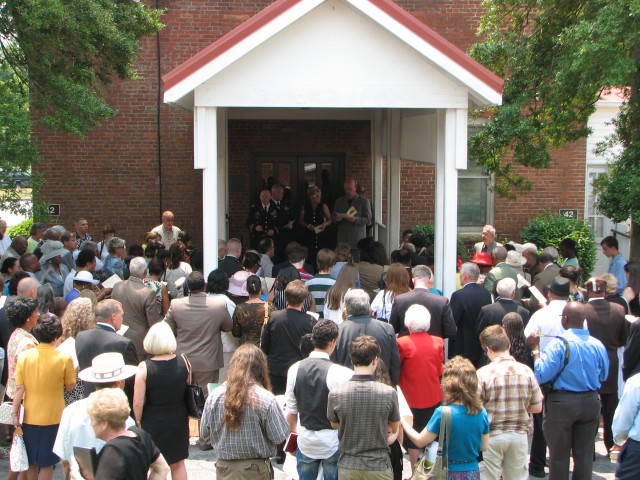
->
[250,154,345,221]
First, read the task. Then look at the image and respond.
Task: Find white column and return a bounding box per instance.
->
[217,108,228,243]
[371,109,385,245]
[194,106,219,276]
[387,109,401,249]
[435,108,466,297]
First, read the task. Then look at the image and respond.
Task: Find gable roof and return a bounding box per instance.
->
[163,0,503,108]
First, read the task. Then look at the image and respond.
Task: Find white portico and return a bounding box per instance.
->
[163,0,502,296]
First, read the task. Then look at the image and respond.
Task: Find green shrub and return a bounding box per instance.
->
[520,213,597,279]
[412,223,467,260]
[7,218,33,239]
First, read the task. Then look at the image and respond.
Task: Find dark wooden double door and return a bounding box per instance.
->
[250,154,344,223]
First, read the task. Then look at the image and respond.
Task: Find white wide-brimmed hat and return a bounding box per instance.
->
[78,352,138,383]
[506,250,526,266]
[72,271,99,285]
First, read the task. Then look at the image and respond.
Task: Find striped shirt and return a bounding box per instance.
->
[306,274,336,317]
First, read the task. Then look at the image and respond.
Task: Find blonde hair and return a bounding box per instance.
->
[442,356,483,415]
[87,388,130,429]
[61,298,95,341]
[143,321,177,355]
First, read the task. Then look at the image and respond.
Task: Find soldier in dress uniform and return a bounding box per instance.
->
[246,189,279,249]
[271,184,294,264]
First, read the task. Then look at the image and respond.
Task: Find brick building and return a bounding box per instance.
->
[33,0,600,290]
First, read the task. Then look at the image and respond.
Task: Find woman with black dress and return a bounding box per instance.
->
[299,186,331,266]
[133,322,189,480]
[86,388,169,480]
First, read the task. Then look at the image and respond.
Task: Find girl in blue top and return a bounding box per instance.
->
[401,356,489,480]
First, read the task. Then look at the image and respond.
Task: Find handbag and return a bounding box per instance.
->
[181,354,205,419]
[0,402,13,425]
[411,406,450,480]
[10,427,28,472]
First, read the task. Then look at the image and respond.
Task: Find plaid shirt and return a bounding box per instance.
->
[477,354,542,436]
[201,383,289,460]
[327,375,399,471]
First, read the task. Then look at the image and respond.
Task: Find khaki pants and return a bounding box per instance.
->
[216,458,273,480]
[339,467,393,480]
[480,431,529,480]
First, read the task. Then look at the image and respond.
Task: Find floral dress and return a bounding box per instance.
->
[232,302,276,346]
[7,328,38,399]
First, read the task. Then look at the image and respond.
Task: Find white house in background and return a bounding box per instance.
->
[585,89,630,273]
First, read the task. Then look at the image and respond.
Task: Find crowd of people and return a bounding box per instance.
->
[0,183,638,480]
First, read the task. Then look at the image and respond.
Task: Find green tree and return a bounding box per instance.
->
[0,0,163,217]
[470,0,640,259]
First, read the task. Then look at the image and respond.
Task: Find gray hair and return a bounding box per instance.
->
[129,257,148,278]
[492,246,508,261]
[459,262,480,281]
[107,237,125,254]
[496,277,516,298]
[405,304,431,333]
[81,241,98,252]
[52,225,67,234]
[343,289,370,316]
[226,238,242,256]
[412,264,433,281]
[542,246,559,260]
[483,224,497,236]
[95,299,122,324]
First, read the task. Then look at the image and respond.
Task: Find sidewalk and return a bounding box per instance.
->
[0,427,618,479]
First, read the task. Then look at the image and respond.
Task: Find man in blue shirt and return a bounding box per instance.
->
[612,373,640,479]
[601,235,627,294]
[527,301,609,480]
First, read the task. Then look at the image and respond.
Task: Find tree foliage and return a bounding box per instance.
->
[1,0,164,137]
[470,0,640,257]
[0,0,163,219]
[521,213,597,279]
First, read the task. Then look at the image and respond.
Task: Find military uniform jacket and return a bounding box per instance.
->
[246,203,279,238]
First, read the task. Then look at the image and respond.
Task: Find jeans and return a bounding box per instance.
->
[296,448,339,480]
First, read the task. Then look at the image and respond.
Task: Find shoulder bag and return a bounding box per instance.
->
[539,336,570,397]
[181,354,205,419]
[411,405,450,480]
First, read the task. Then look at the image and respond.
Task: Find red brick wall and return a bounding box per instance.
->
[31,0,589,254]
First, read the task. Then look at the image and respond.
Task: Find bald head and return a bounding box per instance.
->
[17,277,38,298]
[562,302,585,329]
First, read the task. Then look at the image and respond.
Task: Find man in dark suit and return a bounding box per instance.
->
[389,265,456,338]
[164,271,232,389]
[584,278,628,455]
[333,288,400,385]
[477,278,530,338]
[532,249,561,295]
[75,299,138,402]
[111,257,161,360]
[449,263,492,366]
[217,238,242,278]
[261,280,316,394]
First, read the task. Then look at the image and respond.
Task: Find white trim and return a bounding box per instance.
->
[164,0,324,104]
[165,0,501,108]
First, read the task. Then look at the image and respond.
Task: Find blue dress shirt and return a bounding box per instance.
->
[609,253,627,295]
[534,328,609,392]
[613,373,640,444]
